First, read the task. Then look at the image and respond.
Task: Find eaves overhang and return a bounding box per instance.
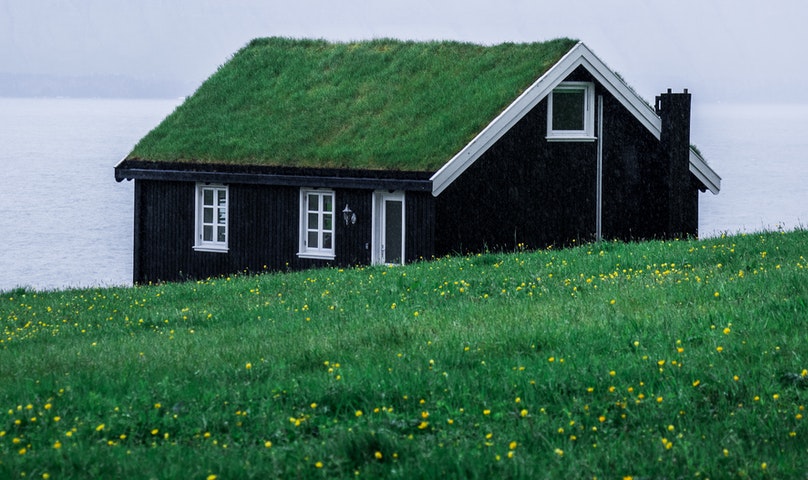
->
[689,149,721,195]
[115,161,433,192]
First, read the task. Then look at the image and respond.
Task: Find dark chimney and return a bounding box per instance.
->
[655,89,693,238]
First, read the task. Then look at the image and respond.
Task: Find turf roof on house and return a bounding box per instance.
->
[128,37,579,172]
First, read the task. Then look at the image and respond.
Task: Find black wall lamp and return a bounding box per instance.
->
[343,204,357,225]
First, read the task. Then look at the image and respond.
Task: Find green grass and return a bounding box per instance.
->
[2,230,807,479]
[127,37,577,171]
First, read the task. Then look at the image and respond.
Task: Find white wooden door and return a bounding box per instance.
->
[372,191,405,265]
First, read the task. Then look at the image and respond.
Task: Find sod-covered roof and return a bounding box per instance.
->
[128,37,578,172]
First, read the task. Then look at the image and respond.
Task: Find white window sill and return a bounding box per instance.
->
[297,252,336,261]
[546,135,597,142]
[193,245,229,253]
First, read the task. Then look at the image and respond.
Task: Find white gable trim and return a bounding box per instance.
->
[689,149,720,194]
[430,42,721,196]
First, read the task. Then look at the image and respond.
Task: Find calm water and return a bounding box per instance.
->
[0,98,180,291]
[0,98,805,291]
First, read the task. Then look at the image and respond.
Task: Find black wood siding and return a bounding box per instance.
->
[405,191,436,263]
[435,97,597,254]
[435,67,699,255]
[132,181,435,283]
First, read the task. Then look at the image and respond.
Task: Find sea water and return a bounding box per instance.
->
[0,97,179,291]
[0,98,805,291]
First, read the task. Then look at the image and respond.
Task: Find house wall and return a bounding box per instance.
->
[405,191,436,263]
[434,67,698,255]
[132,180,434,284]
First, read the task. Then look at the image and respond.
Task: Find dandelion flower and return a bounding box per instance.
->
[315,462,323,469]
[374,451,383,459]
[554,448,564,457]
[355,410,363,417]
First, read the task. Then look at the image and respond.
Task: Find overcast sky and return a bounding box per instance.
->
[1,0,805,103]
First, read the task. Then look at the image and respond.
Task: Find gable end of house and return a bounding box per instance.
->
[430,42,721,196]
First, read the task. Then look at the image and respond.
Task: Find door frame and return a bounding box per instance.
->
[371,191,406,265]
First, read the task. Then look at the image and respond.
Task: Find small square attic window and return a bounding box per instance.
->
[547,81,596,141]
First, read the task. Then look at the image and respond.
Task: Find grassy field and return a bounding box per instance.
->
[1,230,807,479]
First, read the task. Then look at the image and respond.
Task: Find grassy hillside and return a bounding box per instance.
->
[127,37,577,171]
[2,230,807,479]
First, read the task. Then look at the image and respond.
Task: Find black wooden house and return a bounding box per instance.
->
[115,38,720,284]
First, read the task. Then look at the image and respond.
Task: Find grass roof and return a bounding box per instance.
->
[128,37,578,172]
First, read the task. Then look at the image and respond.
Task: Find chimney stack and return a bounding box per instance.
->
[655,89,693,238]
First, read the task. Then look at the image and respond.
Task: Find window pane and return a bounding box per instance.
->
[323,232,332,249]
[203,225,213,242]
[323,194,333,212]
[217,189,227,206]
[323,213,332,230]
[203,207,213,224]
[308,194,318,211]
[553,89,585,131]
[217,226,226,243]
[308,231,318,248]
[217,208,227,225]
[308,213,319,229]
[203,189,214,206]
[385,200,403,264]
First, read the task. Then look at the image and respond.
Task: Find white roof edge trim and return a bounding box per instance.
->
[430,42,587,196]
[689,148,721,194]
[430,42,721,197]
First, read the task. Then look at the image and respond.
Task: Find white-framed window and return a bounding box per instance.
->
[194,183,228,252]
[546,81,596,141]
[298,188,335,259]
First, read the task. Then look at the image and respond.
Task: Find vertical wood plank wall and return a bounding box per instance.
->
[434,67,700,255]
[133,181,435,283]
